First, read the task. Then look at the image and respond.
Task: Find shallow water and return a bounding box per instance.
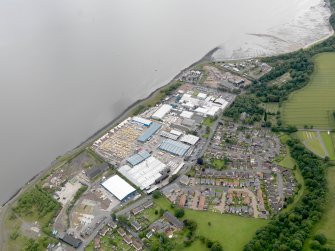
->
[0,0,331,204]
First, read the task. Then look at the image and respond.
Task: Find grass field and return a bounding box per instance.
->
[305,139,326,157]
[295,131,327,158]
[282,53,335,129]
[261,102,279,114]
[154,197,267,251]
[303,167,335,250]
[183,210,268,251]
[296,131,318,141]
[321,132,335,160]
[278,146,296,169]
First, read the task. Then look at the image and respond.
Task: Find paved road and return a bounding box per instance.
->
[277,173,284,199]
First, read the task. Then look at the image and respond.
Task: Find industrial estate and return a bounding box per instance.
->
[3,4,335,250]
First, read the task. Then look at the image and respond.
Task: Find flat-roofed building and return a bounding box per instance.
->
[119,157,167,190]
[151,104,172,120]
[127,150,151,166]
[138,122,162,143]
[180,134,200,145]
[101,175,136,201]
[132,116,152,126]
[159,139,190,156]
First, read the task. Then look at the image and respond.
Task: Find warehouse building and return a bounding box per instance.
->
[180,111,194,119]
[180,134,200,145]
[138,122,162,143]
[159,139,190,156]
[101,175,136,201]
[132,116,152,126]
[119,157,167,190]
[127,150,151,166]
[160,131,180,140]
[151,104,172,120]
[59,233,82,248]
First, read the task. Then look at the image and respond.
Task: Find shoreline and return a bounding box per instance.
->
[2,26,335,207]
[0,47,219,208]
[1,6,335,210]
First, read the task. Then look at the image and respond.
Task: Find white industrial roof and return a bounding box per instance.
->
[195,107,208,116]
[101,175,136,201]
[197,93,207,99]
[170,129,182,136]
[132,116,152,126]
[180,134,200,145]
[180,111,194,119]
[119,157,166,190]
[151,104,172,120]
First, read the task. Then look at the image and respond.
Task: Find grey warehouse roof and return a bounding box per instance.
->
[127,150,151,166]
[138,122,161,142]
[159,139,190,156]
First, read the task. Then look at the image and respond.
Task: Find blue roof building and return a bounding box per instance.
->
[138,122,161,143]
[159,139,190,156]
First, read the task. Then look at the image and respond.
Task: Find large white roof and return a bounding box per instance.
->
[180,111,194,119]
[119,157,166,190]
[101,175,136,201]
[180,134,200,145]
[151,104,172,120]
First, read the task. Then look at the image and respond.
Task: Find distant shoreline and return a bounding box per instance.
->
[2,9,335,208]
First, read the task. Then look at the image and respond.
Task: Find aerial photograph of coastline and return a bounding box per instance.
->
[1,0,335,250]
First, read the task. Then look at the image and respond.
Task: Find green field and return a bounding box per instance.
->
[278,146,296,169]
[282,53,335,129]
[154,197,267,251]
[321,132,335,160]
[296,131,318,141]
[305,139,326,157]
[296,131,327,158]
[183,210,268,251]
[261,102,279,114]
[303,167,335,250]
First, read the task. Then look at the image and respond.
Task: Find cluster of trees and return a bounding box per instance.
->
[224,95,264,123]
[13,186,60,219]
[250,51,314,103]
[198,235,223,251]
[244,139,328,251]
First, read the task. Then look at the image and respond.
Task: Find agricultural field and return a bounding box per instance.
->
[303,167,335,250]
[295,130,335,160]
[320,132,335,160]
[295,131,327,158]
[281,53,335,129]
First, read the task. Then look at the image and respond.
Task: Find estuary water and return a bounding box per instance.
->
[0,0,332,204]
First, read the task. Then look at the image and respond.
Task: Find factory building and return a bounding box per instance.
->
[159,139,190,156]
[138,122,162,143]
[119,157,167,190]
[151,104,172,120]
[101,175,136,201]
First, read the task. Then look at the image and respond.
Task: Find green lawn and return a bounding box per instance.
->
[296,131,318,141]
[278,146,296,169]
[211,158,226,170]
[304,139,326,158]
[261,102,279,114]
[321,132,335,160]
[184,210,268,251]
[303,167,335,250]
[282,53,335,129]
[295,131,326,158]
[154,197,267,251]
